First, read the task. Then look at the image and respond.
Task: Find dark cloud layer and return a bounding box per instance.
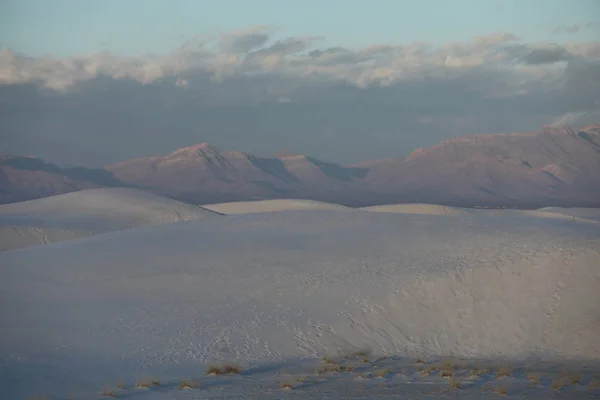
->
[1,28,599,166]
[521,45,571,65]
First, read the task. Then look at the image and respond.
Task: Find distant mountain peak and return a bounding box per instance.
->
[273,150,303,159]
[541,124,576,136]
[168,142,221,157]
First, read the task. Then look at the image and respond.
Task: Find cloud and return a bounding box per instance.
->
[586,21,599,29]
[4,29,597,91]
[473,32,520,46]
[553,21,599,34]
[550,112,586,127]
[552,24,581,34]
[1,29,598,95]
[520,44,571,65]
[217,25,272,53]
[1,28,599,166]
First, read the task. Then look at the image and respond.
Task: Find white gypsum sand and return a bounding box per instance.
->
[1,209,599,399]
[0,188,218,252]
[202,198,353,214]
[361,203,473,216]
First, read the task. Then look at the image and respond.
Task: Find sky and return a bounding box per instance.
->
[2,0,600,56]
[1,0,599,166]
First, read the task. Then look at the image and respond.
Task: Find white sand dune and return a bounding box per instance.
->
[361,203,473,216]
[0,188,218,252]
[361,203,600,224]
[1,210,599,399]
[479,208,600,224]
[535,207,600,223]
[202,198,352,214]
[522,210,599,223]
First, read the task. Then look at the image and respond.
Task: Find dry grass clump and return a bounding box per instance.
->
[496,365,511,378]
[99,389,118,397]
[280,381,295,390]
[493,385,508,396]
[316,362,352,374]
[589,378,600,390]
[471,367,489,377]
[317,364,338,374]
[567,373,581,385]
[440,368,453,378]
[351,349,370,358]
[552,378,565,391]
[280,375,308,389]
[322,355,337,364]
[436,361,454,378]
[206,363,242,376]
[449,378,462,391]
[329,348,371,363]
[178,379,200,389]
[136,378,161,389]
[527,372,540,385]
[376,368,391,378]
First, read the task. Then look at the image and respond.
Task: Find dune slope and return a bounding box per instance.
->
[361,203,473,216]
[1,210,599,398]
[202,199,352,214]
[0,188,218,251]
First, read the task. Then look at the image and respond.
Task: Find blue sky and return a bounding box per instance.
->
[2,0,599,56]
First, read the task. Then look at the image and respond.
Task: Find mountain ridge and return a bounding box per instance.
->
[2,124,599,207]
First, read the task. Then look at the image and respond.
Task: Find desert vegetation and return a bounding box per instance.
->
[206,363,242,376]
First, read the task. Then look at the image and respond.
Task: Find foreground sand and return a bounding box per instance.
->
[1,205,599,398]
[24,356,599,399]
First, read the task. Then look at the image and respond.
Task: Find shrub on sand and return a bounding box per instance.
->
[527,372,540,385]
[351,349,370,358]
[178,379,200,389]
[317,363,341,374]
[136,378,161,389]
[496,365,511,378]
[99,389,118,398]
[493,385,508,396]
[552,378,565,391]
[440,368,453,378]
[418,366,430,376]
[376,368,391,378]
[471,367,489,377]
[449,378,462,391]
[206,363,242,376]
[322,355,336,364]
[568,374,581,385]
[280,375,307,390]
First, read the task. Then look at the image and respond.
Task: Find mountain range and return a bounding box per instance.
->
[2,124,599,208]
